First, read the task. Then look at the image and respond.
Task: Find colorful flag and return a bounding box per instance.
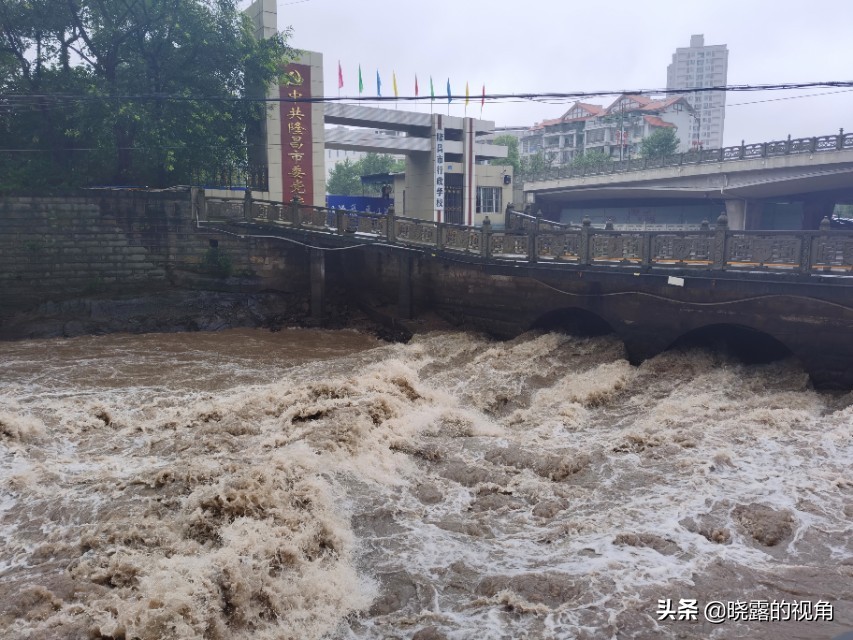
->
[430,76,435,101]
[446,78,451,103]
[465,82,469,106]
[337,61,343,90]
[415,75,419,97]
[358,65,363,94]
[392,71,398,98]
[376,70,381,97]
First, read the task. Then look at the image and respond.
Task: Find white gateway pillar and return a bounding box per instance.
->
[462,117,477,226]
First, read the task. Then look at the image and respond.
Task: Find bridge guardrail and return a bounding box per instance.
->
[526,130,853,183]
[206,194,853,277]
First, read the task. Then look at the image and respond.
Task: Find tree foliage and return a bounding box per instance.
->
[0,0,294,190]
[639,127,679,158]
[326,159,360,196]
[518,152,543,177]
[490,134,520,175]
[571,149,611,168]
[326,153,404,196]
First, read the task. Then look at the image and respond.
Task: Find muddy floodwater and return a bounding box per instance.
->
[0,328,851,639]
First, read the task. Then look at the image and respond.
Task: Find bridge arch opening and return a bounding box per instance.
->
[529,308,616,337]
[666,324,794,365]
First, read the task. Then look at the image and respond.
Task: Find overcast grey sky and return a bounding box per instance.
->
[258,0,852,145]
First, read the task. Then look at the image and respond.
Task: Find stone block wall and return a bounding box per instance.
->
[0,190,309,312]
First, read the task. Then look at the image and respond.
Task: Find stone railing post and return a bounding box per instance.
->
[642,231,652,270]
[291,196,302,228]
[243,188,252,220]
[527,216,538,263]
[713,212,728,270]
[837,128,845,151]
[580,215,592,266]
[806,216,833,273]
[504,202,515,231]
[385,204,397,242]
[192,187,206,223]
[386,204,396,243]
[335,208,347,234]
[481,217,491,259]
[435,222,445,251]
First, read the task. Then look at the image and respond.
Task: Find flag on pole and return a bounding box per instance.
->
[337,61,343,90]
[392,71,398,98]
[376,70,381,97]
[430,76,435,102]
[358,65,363,94]
[415,75,419,97]
[465,82,469,106]
[446,78,451,103]
[481,84,485,109]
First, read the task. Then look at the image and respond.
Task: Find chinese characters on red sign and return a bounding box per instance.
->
[280,63,313,205]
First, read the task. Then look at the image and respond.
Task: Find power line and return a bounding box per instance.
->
[3,80,853,108]
[727,88,853,107]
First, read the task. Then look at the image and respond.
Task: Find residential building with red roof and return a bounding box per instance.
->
[583,93,694,160]
[517,93,694,167]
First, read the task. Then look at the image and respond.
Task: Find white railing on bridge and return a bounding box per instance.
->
[525,130,853,183]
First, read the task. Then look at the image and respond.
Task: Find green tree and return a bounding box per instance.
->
[326,158,361,196]
[326,153,404,196]
[359,152,405,176]
[571,149,612,168]
[490,134,520,175]
[0,0,294,190]
[519,151,551,177]
[639,127,679,159]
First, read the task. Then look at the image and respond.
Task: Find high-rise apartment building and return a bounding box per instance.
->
[666,34,728,150]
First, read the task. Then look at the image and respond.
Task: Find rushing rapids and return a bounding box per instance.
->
[0,328,850,639]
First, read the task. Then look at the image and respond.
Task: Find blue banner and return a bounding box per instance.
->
[325,196,394,214]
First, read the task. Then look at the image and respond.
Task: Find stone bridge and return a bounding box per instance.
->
[198,192,853,390]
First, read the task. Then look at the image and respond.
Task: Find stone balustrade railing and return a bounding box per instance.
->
[199,194,853,276]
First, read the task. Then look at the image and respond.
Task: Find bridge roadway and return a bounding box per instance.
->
[199,194,853,390]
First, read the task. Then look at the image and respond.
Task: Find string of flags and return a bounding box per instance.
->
[336,63,488,112]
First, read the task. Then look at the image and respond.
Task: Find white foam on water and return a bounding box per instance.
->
[0,329,850,639]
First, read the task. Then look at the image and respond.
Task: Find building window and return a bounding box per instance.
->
[587,128,605,143]
[476,186,502,214]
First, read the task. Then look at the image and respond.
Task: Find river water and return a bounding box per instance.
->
[0,328,850,639]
